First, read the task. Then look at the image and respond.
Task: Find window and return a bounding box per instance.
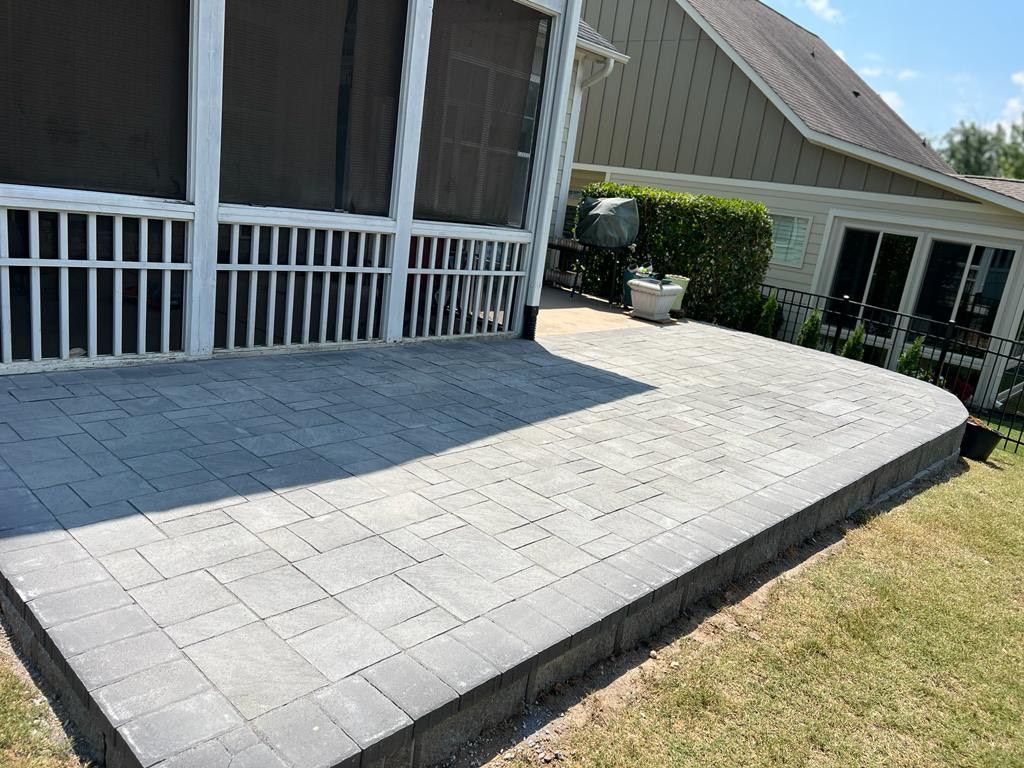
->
[769,215,811,267]
[220,0,408,214]
[0,1,190,199]
[828,227,917,330]
[415,0,550,228]
[913,241,1016,337]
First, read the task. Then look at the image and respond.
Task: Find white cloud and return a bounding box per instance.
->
[879,91,905,112]
[1012,71,1024,88]
[803,0,843,23]
[859,66,884,78]
[897,69,919,81]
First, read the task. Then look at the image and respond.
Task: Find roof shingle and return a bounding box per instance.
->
[683,0,953,175]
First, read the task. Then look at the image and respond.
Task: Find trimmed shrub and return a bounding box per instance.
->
[578,182,774,327]
[897,335,927,378]
[756,295,781,338]
[840,323,867,361]
[796,309,823,349]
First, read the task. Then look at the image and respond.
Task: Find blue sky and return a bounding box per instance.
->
[761,0,1024,142]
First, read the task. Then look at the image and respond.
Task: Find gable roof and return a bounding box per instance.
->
[959,175,1024,204]
[682,0,951,175]
[673,0,1024,216]
[577,19,628,63]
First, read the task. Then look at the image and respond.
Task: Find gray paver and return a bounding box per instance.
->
[315,675,412,748]
[0,323,968,768]
[72,629,182,690]
[338,575,436,629]
[361,653,458,723]
[298,536,414,595]
[398,557,510,621]
[290,615,399,681]
[137,523,264,578]
[228,565,327,618]
[254,698,359,768]
[119,690,242,766]
[186,623,327,718]
[94,658,211,727]
[131,572,236,626]
[165,603,258,647]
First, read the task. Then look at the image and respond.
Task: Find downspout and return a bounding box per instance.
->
[582,56,616,89]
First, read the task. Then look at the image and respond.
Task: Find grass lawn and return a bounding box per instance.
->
[0,620,85,768]
[516,451,1024,768]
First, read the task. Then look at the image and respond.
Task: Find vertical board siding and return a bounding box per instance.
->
[576,0,967,202]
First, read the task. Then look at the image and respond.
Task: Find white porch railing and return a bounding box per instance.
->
[404,222,530,339]
[213,207,396,351]
[0,187,194,367]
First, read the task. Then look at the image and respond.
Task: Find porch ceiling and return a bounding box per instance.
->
[0,323,965,768]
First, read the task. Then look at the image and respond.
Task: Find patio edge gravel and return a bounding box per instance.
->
[0,326,967,768]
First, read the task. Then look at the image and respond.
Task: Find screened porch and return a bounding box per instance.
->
[0,0,580,371]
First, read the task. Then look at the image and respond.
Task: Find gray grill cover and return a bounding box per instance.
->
[576,197,640,249]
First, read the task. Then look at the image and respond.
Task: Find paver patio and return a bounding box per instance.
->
[0,323,965,768]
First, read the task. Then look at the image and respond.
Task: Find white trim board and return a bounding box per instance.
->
[574,163,1022,217]
[671,0,1024,218]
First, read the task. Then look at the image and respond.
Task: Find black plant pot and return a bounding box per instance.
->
[960,419,1002,462]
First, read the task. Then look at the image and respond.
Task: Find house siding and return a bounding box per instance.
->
[596,167,1024,294]
[577,0,968,202]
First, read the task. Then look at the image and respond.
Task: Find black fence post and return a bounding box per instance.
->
[933,321,956,386]
[831,295,851,354]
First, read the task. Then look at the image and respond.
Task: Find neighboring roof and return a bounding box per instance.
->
[577,19,629,63]
[682,0,953,175]
[959,175,1024,204]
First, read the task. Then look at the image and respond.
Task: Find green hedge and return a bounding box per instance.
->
[578,182,774,327]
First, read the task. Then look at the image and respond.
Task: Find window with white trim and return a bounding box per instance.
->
[769,214,811,267]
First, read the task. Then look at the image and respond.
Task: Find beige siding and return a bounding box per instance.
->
[601,168,1024,294]
[577,0,967,202]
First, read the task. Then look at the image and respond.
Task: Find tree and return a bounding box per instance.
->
[939,117,1024,179]
[839,323,866,361]
[940,122,1003,176]
[796,309,822,350]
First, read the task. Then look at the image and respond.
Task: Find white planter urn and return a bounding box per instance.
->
[628,279,684,322]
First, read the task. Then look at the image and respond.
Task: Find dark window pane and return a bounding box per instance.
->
[220,0,407,214]
[913,240,972,337]
[830,228,879,302]
[415,0,549,228]
[0,1,189,199]
[862,233,915,330]
[956,246,1015,335]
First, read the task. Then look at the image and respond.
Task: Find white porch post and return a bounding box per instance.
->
[384,0,436,342]
[185,0,227,356]
[521,0,582,339]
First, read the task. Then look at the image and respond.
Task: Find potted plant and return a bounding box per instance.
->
[627,277,684,322]
[960,416,1003,462]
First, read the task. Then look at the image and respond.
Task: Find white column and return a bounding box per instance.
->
[185,0,227,356]
[554,61,585,238]
[522,0,582,337]
[383,0,436,342]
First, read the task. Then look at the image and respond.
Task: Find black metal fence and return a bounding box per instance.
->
[761,285,1024,454]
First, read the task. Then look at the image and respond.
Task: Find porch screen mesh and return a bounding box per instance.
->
[220,0,408,215]
[0,1,190,199]
[415,0,549,228]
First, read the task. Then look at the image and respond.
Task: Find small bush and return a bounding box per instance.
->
[756,295,780,338]
[578,183,773,327]
[840,323,867,361]
[897,335,927,378]
[796,309,823,349]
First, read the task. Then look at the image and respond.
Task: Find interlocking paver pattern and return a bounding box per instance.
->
[0,324,965,767]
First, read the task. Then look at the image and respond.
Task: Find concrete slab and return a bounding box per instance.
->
[0,323,965,767]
